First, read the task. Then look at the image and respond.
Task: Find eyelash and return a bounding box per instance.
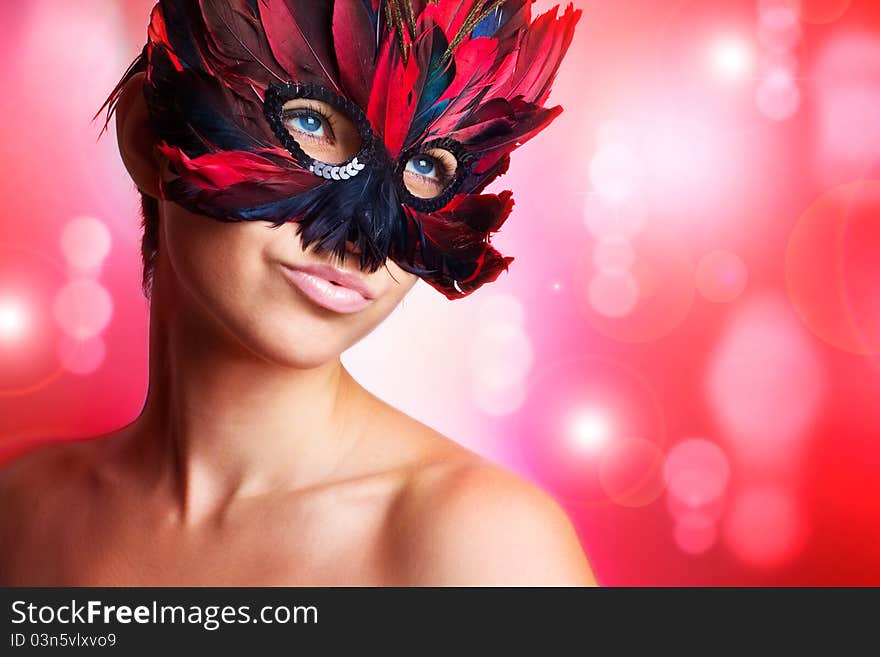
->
[405,155,456,186]
[281,106,336,143]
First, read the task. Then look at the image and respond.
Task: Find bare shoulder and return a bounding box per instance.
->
[0,436,106,512]
[385,425,598,586]
[0,439,75,487]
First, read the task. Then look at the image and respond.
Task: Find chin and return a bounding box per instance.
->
[233,310,354,369]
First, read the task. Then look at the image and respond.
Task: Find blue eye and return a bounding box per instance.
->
[406,154,437,178]
[285,111,326,137]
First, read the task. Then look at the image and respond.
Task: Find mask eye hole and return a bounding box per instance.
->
[402,148,459,199]
[280,98,361,165]
[396,138,471,212]
[263,82,375,179]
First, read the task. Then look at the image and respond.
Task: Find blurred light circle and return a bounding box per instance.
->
[20,1,139,221]
[708,293,826,469]
[0,245,67,396]
[471,378,527,417]
[56,334,106,376]
[695,250,748,302]
[674,512,718,555]
[762,49,798,72]
[588,271,639,318]
[517,355,666,507]
[758,9,802,51]
[709,37,755,81]
[0,297,29,341]
[811,35,880,186]
[666,489,726,521]
[664,438,731,508]
[477,293,525,328]
[589,143,643,204]
[60,216,112,272]
[757,0,802,15]
[799,0,852,24]
[577,222,696,343]
[568,409,611,452]
[756,69,801,121]
[759,3,800,29]
[583,194,646,240]
[593,236,635,274]
[786,180,880,355]
[639,111,735,210]
[596,119,637,149]
[813,88,880,185]
[22,2,128,114]
[723,485,807,567]
[52,278,113,340]
[469,323,533,390]
[598,437,666,508]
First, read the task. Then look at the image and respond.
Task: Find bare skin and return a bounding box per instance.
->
[0,72,597,587]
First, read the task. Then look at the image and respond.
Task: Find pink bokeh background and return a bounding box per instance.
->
[2,0,879,585]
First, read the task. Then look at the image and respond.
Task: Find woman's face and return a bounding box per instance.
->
[158,94,419,368]
[119,71,419,369]
[159,198,418,369]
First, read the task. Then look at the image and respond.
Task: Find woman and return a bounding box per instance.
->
[0,0,596,586]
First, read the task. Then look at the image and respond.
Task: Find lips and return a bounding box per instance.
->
[280,262,376,314]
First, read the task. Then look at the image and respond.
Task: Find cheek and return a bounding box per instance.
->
[370,272,417,316]
[377,261,419,308]
[161,203,271,315]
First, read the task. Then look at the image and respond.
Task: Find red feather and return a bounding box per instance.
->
[401,188,516,298]
[450,96,563,153]
[257,0,342,92]
[147,4,183,77]
[428,0,481,39]
[438,190,515,234]
[487,4,581,105]
[158,143,320,208]
[332,0,378,108]
[197,0,287,89]
[427,36,498,134]
[366,30,395,142]
[384,55,420,155]
[158,143,291,189]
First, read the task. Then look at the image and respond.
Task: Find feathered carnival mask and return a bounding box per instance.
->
[99,0,581,299]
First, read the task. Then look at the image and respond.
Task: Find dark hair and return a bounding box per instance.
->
[139,189,160,299]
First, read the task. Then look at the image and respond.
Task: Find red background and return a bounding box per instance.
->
[1,0,879,585]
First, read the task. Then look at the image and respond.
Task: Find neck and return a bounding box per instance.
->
[123,261,369,524]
